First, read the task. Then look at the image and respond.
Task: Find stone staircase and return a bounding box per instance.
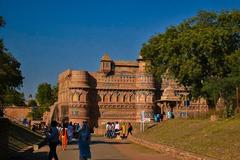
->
[43,102,58,125]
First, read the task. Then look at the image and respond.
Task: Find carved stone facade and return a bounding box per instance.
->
[157,77,208,118]
[57,54,208,127]
[57,54,155,127]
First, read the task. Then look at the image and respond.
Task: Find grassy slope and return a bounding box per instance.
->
[135,116,240,160]
[9,122,44,153]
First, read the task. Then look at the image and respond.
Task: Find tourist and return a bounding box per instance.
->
[171,112,175,119]
[46,120,59,160]
[106,122,112,138]
[67,122,74,143]
[78,121,91,160]
[57,123,62,133]
[167,110,171,119]
[121,122,127,139]
[105,122,109,137]
[75,123,81,138]
[32,124,36,132]
[160,113,164,121]
[115,121,120,136]
[28,120,31,128]
[23,118,28,127]
[60,127,68,151]
[111,122,116,138]
[127,122,133,137]
[73,123,77,138]
[156,114,160,122]
[154,114,158,122]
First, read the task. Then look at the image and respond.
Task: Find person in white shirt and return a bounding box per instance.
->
[115,121,120,136]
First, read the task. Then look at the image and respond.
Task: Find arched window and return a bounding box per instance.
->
[79,94,85,102]
[116,95,119,102]
[72,93,79,102]
[103,94,110,102]
[130,94,135,102]
[103,95,106,102]
[123,95,126,102]
[110,94,113,102]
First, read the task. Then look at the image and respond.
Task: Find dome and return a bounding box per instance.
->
[137,55,143,61]
[101,53,111,61]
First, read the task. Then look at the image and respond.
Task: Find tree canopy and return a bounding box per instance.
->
[35,83,58,118]
[0,16,24,114]
[36,83,52,107]
[141,10,240,108]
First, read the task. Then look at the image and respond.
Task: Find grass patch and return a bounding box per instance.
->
[135,116,240,160]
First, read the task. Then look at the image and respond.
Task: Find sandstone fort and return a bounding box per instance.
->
[51,53,208,128]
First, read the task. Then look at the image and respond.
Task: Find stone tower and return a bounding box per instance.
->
[135,55,155,121]
[58,70,90,124]
[100,53,113,75]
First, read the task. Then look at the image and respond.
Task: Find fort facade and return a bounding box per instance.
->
[57,54,208,127]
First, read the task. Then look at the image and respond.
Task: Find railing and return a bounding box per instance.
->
[3,112,27,127]
[4,112,46,137]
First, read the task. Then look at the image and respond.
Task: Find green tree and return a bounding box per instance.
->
[0,16,24,116]
[3,89,25,106]
[36,83,52,113]
[27,99,42,120]
[35,83,58,117]
[51,84,58,104]
[27,99,37,107]
[141,10,240,109]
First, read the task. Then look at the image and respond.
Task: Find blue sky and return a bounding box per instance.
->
[0,0,239,98]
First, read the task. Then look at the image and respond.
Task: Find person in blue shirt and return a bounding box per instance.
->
[47,120,59,160]
[78,121,91,160]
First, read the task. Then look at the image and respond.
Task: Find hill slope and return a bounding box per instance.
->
[136,116,240,160]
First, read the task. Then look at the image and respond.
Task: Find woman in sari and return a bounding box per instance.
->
[78,121,91,160]
[60,127,68,151]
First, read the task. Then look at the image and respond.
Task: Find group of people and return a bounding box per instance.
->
[46,120,91,160]
[58,122,81,145]
[105,122,133,139]
[22,118,31,127]
[45,120,134,160]
[154,110,175,122]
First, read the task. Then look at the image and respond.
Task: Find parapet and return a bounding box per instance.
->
[136,74,155,89]
[58,69,71,81]
[58,70,90,88]
[70,70,90,88]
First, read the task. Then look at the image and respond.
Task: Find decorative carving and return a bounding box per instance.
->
[57,54,209,124]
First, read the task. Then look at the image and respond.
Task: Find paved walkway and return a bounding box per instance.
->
[18,137,177,160]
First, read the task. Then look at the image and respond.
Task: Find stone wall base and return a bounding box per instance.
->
[129,136,217,160]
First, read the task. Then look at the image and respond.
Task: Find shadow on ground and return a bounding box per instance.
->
[67,138,131,146]
[9,151,48,160]
[91,140,130,145]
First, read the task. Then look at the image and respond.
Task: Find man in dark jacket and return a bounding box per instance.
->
[47,121,59,160]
